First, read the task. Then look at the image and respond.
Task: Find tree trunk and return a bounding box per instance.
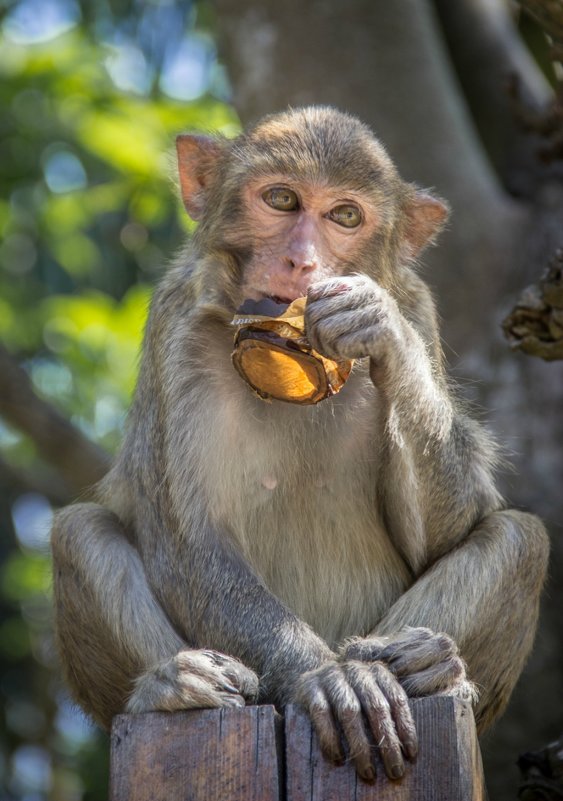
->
[212,2,563,799]
[214,0,520,327]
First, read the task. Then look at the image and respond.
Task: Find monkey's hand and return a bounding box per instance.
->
[293,659,418,783]
[125,649,259,714]
[305,274,412,365]
[340,627,478,705]
[305,275,452,439]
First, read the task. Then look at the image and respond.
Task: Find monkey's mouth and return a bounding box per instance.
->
[237,293,300,317]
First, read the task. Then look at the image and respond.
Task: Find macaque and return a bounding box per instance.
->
[51,106,549,783]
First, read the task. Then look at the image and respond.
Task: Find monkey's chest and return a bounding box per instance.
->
[205,412,411,647]
[243,481,411,647]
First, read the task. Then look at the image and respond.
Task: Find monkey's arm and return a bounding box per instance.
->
[305,274,454,441]
[306,274,548,729]
[142,517,333,701]
[135,497,417,781]
[306,274,505,556]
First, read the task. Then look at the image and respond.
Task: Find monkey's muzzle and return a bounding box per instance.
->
[231,297,353,404]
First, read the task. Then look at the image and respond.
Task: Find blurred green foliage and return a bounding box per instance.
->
[0,1,239,798]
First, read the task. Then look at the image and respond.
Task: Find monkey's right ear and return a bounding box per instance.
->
[176,135,224,220]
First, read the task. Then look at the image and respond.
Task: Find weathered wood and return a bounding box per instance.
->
[285,697,486,801]
[109,705,282,801]
[109,698,486,801]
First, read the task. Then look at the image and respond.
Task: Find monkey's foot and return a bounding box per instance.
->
[125,649,259,714]
[341,626,478,704]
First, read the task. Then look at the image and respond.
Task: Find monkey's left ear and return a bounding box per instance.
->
[403,190,450,257]
[176,134,224,220]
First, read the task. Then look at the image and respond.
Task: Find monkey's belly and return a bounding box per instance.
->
[230,492,412,649]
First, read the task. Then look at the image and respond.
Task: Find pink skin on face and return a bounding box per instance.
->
[240,177,380,304]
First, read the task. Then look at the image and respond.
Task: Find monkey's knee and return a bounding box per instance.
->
[51,502,117,623]
[51,503,147,726]
[489,509,549,587]
[469,510,549,732]
[51,502,123,563]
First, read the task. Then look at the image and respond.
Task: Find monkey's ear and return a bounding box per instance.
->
[176,134,224,220]
[403,190,450,257]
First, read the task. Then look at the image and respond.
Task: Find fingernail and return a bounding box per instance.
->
[223,683,239,693]
[324,282,351,297]
[308,282,350,300]
[391,764,404,780]
[362,766,376,783]
[406,740,418,760]
[226,695,244,707]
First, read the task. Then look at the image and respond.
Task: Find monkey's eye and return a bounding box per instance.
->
[262,187,299,212]
[328,204,362,228]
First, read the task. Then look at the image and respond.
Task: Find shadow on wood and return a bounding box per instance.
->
[109,697,486,801]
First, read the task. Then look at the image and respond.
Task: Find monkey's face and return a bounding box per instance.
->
[176,107,449,308]
[238,176,383,305]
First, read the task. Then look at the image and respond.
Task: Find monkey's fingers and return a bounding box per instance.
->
[305,276,391,360]
[294,668,345,766]
[341,628,460,680]
[365,662,418,762]
[307,275,380,307]
[340,635,390,662]
[398,655,468,697]
[295,662,379,781]
[344,661,408,781]
[307,311,383,359]
[296,661,413,783]
[378,629,459,678]
[307,278,354,303]
[175,672,247,708]
[322,665,377,783]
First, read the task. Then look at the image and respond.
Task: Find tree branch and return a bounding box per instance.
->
[503,249,563,359]
[0,454,75,506]
[0,345,111,498]
[517,0,563,49]
[213,0,528,356]
[512,0,563,166]
[433,0,553,194]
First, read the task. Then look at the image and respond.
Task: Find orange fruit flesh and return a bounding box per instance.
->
[236,339,329,404]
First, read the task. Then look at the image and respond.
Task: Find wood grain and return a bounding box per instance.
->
[109,705,281,801]
[109,698,486,800]
[284,698,486,801]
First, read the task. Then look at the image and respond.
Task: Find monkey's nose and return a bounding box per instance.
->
[286,255,318,273]
[288,259,316,273]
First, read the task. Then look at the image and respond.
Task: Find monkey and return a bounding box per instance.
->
[51,106,549,784]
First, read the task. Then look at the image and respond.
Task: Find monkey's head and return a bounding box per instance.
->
[176,106,448,309]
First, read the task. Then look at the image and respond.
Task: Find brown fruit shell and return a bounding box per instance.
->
[231,298,353,404]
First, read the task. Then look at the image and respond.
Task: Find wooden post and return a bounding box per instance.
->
[109,705,282,801]
[285,697,486,801]
[109,698,486,801]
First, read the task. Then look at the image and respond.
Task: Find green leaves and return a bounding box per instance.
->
[0,24,238,364]
[0,20,239,449]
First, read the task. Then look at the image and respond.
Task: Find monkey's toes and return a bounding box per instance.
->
[176,649,259,701]
[203,651,260,700]
[398,655,477,704]
[125,649,258,715]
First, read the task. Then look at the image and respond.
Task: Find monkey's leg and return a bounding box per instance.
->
[343,510,549,732]
[51,503,258,729]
